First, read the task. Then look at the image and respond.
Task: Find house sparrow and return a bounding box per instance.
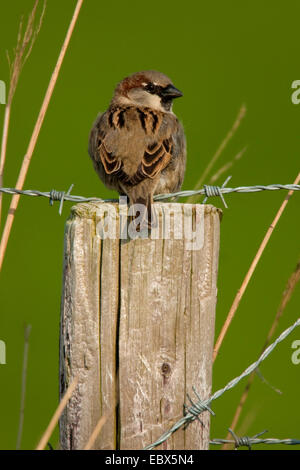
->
[88,70,186,230]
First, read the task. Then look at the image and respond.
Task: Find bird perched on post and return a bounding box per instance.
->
[88,70,186,230]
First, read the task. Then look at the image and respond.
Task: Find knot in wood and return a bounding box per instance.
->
[161,362,171,376]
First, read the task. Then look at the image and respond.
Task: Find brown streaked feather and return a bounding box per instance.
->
[115,166,145,186]
[143,138,172,165]
[147,142,161,153]
[111,138,172,184]
[136,108,162,135]
[98,140,121,174]
[148,110,160,134]
[107,107,128,129]
[143,146,165,166]
[140,138,172,178]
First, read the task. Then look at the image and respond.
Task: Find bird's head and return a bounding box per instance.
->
[112,70,183,112]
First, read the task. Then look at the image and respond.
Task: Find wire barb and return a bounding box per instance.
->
[49,184,74,215]
[228,428,267,450]
[203,176,231,208]
[185,387,215,422]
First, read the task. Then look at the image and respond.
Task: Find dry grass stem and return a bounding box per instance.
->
[209,146,247,184]
[0,0,84,272]
[6,1,46,104]
[84,415,107,450]
[0,106,12,223]
[16,324,32,450]
[262,259,300,348]
[222,256,300,448]
[0,0,46,225]
[213,171,300,362]
[35,376,79,450]
[187,103,246,203]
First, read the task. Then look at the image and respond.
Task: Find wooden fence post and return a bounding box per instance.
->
[59,201,222,450]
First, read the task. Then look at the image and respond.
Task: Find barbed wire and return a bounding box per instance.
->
[0,179,299,214]
[144,317,300,450]
[210,429,300,449]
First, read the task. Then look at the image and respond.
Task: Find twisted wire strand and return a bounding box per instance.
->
[210,428,300,448]
[0,181,299,214]
[210,437,300,447]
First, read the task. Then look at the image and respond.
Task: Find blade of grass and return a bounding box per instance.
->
[0,0,84,272]
[16,324,32,450]
[213,171,300,362]
[35,376,78,450]
[0,0,46,226]
[84,415,107,450]
[0,105,11,224]
[209,146,247,184]
[187,104,246,203]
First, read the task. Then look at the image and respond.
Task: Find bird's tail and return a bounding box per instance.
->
[129,195,156,233]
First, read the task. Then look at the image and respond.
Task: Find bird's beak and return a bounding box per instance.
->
[161,84,183,99]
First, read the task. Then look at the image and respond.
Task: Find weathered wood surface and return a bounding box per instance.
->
[60,201,221,450]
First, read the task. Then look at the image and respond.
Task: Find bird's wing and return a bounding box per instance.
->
[90,110,173,187]
[89,112,122,174]
[115,137,173,186]
[98,139,122,174]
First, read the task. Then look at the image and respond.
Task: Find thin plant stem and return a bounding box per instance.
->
[209,146,247,184]
[187,104,246,203]
[213,171,300,362]
[0,105,11,223]
[0,0,46,226]
[84,416,107,450]
[16,324,32,450]
[0,0,84,272]
[35,376,79,450]
[261,260,300,348]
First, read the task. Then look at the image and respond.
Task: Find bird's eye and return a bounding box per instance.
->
[145,83,155,94]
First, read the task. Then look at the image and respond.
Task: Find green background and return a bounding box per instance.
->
[0,0,300,450]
